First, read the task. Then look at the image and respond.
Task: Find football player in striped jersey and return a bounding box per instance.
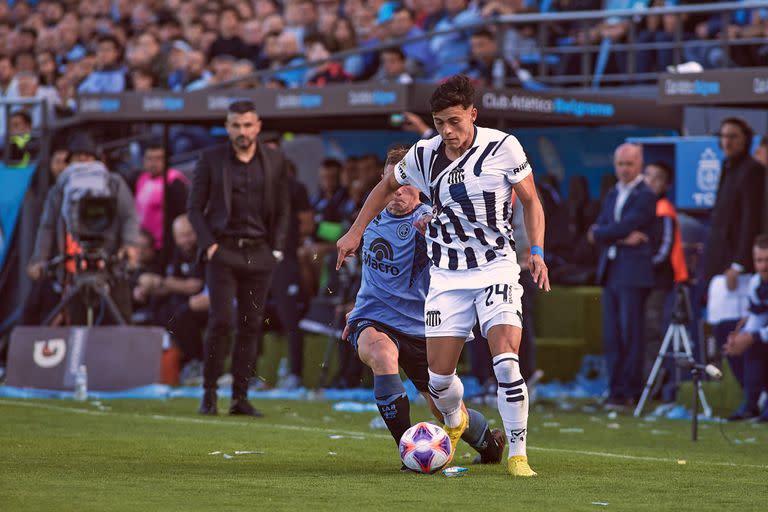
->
[338,75,549,477]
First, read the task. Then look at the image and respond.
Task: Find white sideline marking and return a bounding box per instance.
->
[2,399,767,470]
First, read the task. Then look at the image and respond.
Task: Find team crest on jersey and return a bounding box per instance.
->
[397,221,412,240]
[425,310,442,327]
[447,167,465,185]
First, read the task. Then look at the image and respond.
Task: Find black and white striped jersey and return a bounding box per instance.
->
[394,126,532,271]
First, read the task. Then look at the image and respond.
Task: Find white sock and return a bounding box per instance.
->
[427,369,464,428]
[493,352,528,457]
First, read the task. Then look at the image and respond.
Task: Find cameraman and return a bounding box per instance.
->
[27,134,139,324]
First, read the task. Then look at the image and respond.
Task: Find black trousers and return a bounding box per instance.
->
[204,240,275,400]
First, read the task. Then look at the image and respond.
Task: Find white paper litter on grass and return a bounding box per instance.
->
[327,452,337,456]
[606,423,620,430]
[208,451,222,455]
[591,502,609,506]
[234,451,264,455]
[559,428,584,434]
[223,454,233,460]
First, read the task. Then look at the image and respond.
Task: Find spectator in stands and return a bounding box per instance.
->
[330,16,364,79]
[56,18,87,69]
[588,143,656,409]
[299,158,347,296]
[134,143,189,252]
[241,19,263,64]
[375,46,413,84]
[127,66,155,90]
[188,54,235,90]
[388,6,434,76]
[49,147,68,182]
[724,234,768,423]
[208,7,249,60]
[166,40,192,91]
[636,0,680,74]
[284,0,319,52]
[77,34,125,93]
[17,27,37,53]
[13,71,60,130]
[415,0,447,32]
[463,29,525,88]
[269,31,306,87]
[6,110,37,167]
[704,118,765,292]
[36,50,59,87]
[135,214,207,380]
[0,54,17,98]
[305,34,351,86]
[183,50,210,90]
[430,0,482,74]
[14,51,37,74]
[127,32,166,87]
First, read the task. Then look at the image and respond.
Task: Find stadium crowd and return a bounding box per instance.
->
[1,0,768,134]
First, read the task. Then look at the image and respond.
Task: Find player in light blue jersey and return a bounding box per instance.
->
[343,146,506,469]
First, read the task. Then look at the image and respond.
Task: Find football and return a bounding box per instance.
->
[399,422,452,474]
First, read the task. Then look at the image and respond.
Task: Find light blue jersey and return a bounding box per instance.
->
[348,204,432,337]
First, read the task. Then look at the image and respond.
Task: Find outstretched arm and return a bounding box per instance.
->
[336,170,400,270]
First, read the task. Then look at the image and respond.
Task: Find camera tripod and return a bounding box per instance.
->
[634,286,712,419]
[41,252,127,327]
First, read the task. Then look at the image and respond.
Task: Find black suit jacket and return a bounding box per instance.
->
[187,143,291,261]
[704,154,765,281]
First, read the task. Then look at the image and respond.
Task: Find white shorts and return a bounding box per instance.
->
[425,256,524,339]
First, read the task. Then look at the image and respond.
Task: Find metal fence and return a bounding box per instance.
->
[214,1,768,90]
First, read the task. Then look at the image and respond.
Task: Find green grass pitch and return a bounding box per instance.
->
[1,398,766,511]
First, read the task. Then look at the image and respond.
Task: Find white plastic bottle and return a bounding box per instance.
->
[74,365,88,401]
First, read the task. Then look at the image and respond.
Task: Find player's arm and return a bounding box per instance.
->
[336,169,400,270]
[512,174,550,291]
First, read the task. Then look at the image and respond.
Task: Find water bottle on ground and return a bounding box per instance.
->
[74,365,88,401]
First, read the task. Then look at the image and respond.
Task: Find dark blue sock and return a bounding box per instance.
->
[374,374,410,445]
[462,408,491,451]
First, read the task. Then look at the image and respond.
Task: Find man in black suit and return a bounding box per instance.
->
[188,100,290,416]
[704,118,765,292]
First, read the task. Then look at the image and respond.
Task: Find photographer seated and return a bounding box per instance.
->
[133,214,207,373]
[27,134,139,325]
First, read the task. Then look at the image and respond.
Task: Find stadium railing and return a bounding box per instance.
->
[208,1,767,91]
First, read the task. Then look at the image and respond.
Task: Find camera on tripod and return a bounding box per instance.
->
[671,283,692,325]
[66,195,117,273]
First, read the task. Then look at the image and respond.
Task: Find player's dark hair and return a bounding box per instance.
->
[386,144,409,166]
[648,160,673,184]
[228,100,257,115]
[754,234,768,250]
[430,74,475,113]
